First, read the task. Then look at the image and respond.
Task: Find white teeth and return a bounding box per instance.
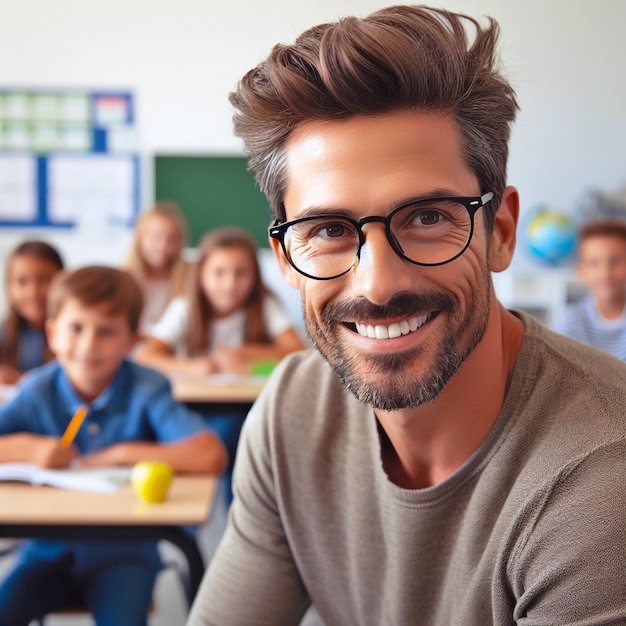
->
[355,314,430,339]
[388,323,401,339]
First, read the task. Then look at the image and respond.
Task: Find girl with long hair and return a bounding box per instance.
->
[0,240,64,384]
[135,226,304,375]
[123,201,191,334]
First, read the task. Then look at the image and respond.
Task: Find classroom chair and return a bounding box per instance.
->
[0,540,195,625]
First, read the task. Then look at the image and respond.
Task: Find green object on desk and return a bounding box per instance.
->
[249,359,278,376]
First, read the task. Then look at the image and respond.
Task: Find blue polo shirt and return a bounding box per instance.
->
[0,359,213,575]
[0,322,46,373]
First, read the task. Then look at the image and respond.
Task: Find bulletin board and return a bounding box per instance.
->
[0,89,140,229]
[154,155,272,248]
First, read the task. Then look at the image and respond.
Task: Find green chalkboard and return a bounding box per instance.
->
[154,155,272,248]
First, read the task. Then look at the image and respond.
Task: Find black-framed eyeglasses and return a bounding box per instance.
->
[269,192,494,280]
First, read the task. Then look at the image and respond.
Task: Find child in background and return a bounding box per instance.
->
[135,227,305,505]
[123,201,191,335]
[0,265,227,626]
[135,226,305,375]
[555,219,626,360]
[0,240,64,384]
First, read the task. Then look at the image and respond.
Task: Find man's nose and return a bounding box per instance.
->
[349,224,414,305]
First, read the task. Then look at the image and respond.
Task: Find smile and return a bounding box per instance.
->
[353,312,434,339]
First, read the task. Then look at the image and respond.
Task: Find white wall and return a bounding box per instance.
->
[1,0,625,319]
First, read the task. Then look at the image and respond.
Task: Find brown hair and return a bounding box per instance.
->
[123,201,190,302]
[47,266,144,333]
[230,5,518,230]
[0,240,64,369]
[578,219,626,245]
[186,227,271,356]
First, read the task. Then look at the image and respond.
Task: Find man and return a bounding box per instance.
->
[188,6,626,625]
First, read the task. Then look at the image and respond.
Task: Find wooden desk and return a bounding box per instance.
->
[0,475,216,606]
[170,373,266,412]
[1,375,266,411]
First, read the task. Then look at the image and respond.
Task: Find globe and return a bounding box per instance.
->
[525,208,577,265]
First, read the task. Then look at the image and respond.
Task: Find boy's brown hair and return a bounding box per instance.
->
[47,266,144,333]
[578,219,626,246]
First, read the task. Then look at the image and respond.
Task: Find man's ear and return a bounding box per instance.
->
[269,234,301,289]
[489,186,519,273]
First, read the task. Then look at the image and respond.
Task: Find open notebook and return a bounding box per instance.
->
[0,463,131,493]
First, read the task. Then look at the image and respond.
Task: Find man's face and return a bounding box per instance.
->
[272,111,500,410]
[47,298,136,401]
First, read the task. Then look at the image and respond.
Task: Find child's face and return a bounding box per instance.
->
[577,235,626,303]
[139,215,182,270]
[46,297,137,401]
[200,247,256,318]
[7,254,60,329]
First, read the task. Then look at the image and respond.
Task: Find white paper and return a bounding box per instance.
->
[59,93,90,122]
[0,463,131,493]
[48,154,135,225]
[4,93,30,119]
[94,95,129,126]
[0,155,37,221]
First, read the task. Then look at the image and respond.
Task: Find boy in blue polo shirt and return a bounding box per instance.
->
[0,265,227,626]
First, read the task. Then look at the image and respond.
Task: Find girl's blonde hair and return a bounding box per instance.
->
[186,227,272,356]
[124,201,190,302]
[0,240,64,369]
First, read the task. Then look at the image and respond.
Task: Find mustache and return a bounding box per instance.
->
[321,290,456,324]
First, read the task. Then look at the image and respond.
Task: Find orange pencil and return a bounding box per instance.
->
[61,405,89,447]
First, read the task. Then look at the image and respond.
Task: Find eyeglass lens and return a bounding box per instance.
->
[282,198,473,279]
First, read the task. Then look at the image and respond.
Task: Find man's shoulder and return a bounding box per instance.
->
[267,348,344,396]
[522,311,625,377]
[518,310,626,426]
[254,347,368,437]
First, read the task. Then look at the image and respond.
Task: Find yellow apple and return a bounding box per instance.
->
[131,461,174,503]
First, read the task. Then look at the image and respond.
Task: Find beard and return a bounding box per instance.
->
[304,272,491,411]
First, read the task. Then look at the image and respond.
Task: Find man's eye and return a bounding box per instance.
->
[416,211,442,226]
[319,223,349,238]
[69,324,81,334]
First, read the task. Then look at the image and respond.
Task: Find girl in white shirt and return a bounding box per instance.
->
[135,227,305,375]
[123,202,191,335]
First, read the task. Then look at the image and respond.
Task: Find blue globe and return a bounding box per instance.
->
[525,209,577,265]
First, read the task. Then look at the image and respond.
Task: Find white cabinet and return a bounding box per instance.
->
[493,268,586,329]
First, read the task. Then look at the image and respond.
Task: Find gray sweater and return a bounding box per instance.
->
[188,312,626,626]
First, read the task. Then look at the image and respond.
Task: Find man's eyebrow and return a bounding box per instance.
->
[293,206,356,220]
[290,188,467,220]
